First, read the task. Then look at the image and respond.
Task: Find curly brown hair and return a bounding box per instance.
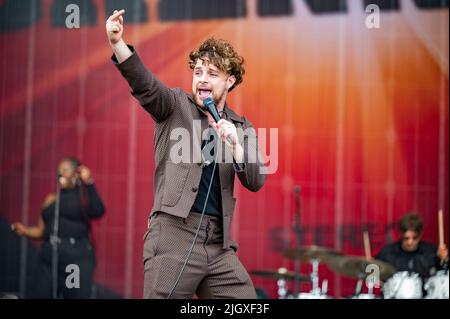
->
[189,38,245,92]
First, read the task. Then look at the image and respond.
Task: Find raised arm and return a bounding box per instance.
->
[106,9,132,63]
[78,165,105,219]
[106,9,176,123]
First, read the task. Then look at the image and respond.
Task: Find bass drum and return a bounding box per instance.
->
[383,271,423,299]
[424,271,449,299]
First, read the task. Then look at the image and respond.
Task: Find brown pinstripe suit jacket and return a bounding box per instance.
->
[113,47,266,248]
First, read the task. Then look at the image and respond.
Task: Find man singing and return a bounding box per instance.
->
[106,9,266,298]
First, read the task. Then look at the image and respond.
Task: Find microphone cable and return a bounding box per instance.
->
[166,130,220,299]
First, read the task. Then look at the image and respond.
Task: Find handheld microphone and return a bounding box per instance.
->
[203,97,235,146]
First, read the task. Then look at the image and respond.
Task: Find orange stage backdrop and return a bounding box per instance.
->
[0,0,448,298]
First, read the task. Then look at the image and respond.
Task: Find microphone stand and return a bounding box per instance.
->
[50,176,62,299]
[293,186,302,296]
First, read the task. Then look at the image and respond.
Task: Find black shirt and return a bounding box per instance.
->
[375,241,444,279]
[42,184,105,240]
[191,128,222,217]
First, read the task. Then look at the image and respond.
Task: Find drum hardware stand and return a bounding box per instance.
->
[277,278,288,299]
[308,258,328,297]
[310,258,321,295]
[367,284,375,296]
[292,186,302,295]
[354,271,364,297]
[353,263,375,299]
[50,175,62,299]
[366,276,375,298]
[321,279,328,296]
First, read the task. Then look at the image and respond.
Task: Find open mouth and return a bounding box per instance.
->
[197,89,212,100]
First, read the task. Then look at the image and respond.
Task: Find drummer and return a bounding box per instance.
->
[375,213,448,280]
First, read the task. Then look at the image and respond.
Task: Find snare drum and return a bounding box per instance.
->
[383,271,423,299]
[424,271,449,299]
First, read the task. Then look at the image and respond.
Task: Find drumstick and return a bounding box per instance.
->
[438,209,444,247]
[363,231,372,260]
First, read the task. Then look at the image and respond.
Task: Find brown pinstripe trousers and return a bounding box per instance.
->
[143,212,257,299]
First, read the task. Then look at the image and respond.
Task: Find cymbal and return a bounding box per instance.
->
[283,245,342,262]
[327,256,396,281]
[250,268,310,282]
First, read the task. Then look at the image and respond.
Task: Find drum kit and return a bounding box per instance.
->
[250,245,449,299]
[253,190,450,299]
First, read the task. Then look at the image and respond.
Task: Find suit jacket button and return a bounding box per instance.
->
[192,187,198,192]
